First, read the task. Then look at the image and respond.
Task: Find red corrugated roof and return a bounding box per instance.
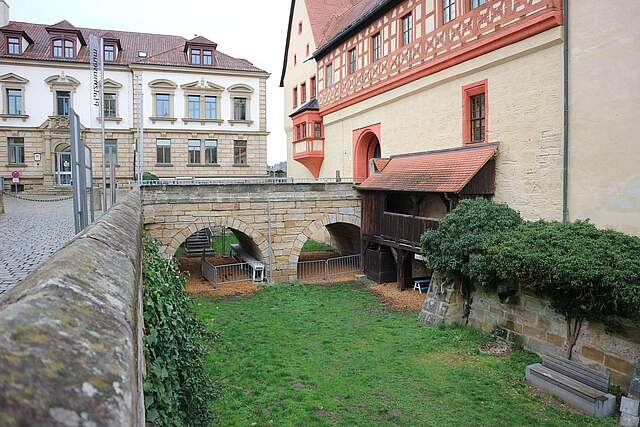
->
[0,21,264,72]
[358,144,498,193]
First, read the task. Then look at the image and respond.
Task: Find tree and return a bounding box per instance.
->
[421,198,523,320]
[485,220,640,358]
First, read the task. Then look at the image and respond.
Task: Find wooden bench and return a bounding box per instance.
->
[413,276,431,293]
[230,244,264,282]
[525,355,616,417]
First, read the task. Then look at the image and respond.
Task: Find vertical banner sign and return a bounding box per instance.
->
[89,34,107,211]
[70,108,87,233]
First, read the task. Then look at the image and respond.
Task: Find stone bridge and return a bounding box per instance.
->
[141,182,362,282]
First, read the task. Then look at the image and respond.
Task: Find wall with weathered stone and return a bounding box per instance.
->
[0,190,145,426]
[420,282,640,390]
[141,183,362,282]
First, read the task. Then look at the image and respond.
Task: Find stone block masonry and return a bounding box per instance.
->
[141,182,362,282]
[0,190,144,426]
[420,284,640,390]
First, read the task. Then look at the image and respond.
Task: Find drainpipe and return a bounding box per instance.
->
[562,0,570,223]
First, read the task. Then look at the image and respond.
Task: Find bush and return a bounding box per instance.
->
[485,220,640,356]
[143,235,219,426]
[143,171,158,181]
[420,198,523,286]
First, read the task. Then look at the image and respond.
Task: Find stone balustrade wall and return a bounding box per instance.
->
[0,189,145,426]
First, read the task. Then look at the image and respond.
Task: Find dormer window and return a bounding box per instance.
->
[203,50,212,65]
[191,48,201,65]
[52,38,75,58]
[104,44,115,61]
[7,37,20,55]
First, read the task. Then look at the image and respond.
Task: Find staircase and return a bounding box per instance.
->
[184,229,213,256]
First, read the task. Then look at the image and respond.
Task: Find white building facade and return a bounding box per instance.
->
[0,4,269,192]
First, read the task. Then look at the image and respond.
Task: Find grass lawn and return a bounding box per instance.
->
[302,239,334,252]
[195,284,616,427]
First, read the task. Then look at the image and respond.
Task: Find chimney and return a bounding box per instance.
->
[0,1,8,28]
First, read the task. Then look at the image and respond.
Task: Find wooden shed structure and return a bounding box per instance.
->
[357,143,498,289]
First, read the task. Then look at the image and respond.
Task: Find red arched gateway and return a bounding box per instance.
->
[353,124,381,183]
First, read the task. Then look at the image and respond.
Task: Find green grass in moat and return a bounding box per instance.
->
[195,283,616,427]
[301,239,334,252]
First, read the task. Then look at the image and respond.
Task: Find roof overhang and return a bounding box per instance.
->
[357,143,498,194]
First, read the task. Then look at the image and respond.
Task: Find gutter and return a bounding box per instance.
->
[562,0,569,222]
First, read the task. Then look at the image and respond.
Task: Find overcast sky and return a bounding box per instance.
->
[8,0,290,165]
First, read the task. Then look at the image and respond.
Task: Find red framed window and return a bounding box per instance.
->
[443,0,457,23]
[310,75,316,98]
[401,13,413,45]
[470,0,487,9]
[348,48,357,74]
[371,32,381,61]
[325,62,333,87]
[300,82,307,103]
[292,86,298,108]
[462,80,488,144]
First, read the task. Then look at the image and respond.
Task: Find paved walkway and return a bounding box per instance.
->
[0,193,76,294]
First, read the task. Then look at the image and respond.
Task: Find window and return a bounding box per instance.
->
[188,139,201,164]
[233,97,247,120]
[471,0,487,8]
[104,139,117,166]
[402,14,413,45]
[234,141,247,165]
[8,137,24,164]
[294,54,297,66]
[190,48,201,64]
[188,95,200,119]
[104,44,115,61]
[7,37,20,55]
[64,40,74,58]
[205,140,218,164]
[298,21,303,34]
[314,122,322,138]
[463,80,488,143]
[156,94,170,117]
[203,50,212,65]
[104,93,117,118]
[470,93,486,142]
[56,91,70,116]
[7,89,22,115]
[156,139,171,164]
[325,62,333,88]
[443,0,457,23]
[371,33,382,61]
[300,82,307,103]
[310,76,316,98]
[53,39,63,57]
[205,96,217,119]
[298,122,307,139]
[292,87,298,108]
[348,48,357,74]
[306,44,310,57]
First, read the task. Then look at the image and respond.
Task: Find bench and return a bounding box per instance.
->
[413,276,431,293]
[525,355,616,417]
[230,244,264,282]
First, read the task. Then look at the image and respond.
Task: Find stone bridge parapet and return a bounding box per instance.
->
[141,182,362,282]
[0,190,144,426]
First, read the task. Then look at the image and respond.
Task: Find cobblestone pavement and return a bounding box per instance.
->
[0,193,76,294]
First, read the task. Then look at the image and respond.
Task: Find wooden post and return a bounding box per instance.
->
[396,250,413,291]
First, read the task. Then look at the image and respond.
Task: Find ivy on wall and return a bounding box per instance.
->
[142,235,219,426]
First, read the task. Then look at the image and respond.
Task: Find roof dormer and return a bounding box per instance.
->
[45,20,85,59]
[184,36,217,66]
[101,32,122,62]
[0,23,33,56]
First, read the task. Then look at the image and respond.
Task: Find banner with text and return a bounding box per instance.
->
[88,34,103,129]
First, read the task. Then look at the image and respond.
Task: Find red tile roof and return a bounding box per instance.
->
[0,21,265,73]
[304,0,363,46]
[372,158,390,172]
[315,0,384,47]
[358,144,498,193]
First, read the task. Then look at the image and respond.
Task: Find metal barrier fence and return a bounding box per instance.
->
[201,254,362,286]
[297,254,362,281]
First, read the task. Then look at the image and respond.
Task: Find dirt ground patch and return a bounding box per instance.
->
[368,282,428,311]
[177,256,261,298]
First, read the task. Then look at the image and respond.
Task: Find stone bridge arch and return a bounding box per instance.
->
[288,212,361,267]
[162,216,270,260]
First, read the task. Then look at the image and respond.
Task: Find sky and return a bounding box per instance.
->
[7,0,290,165]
